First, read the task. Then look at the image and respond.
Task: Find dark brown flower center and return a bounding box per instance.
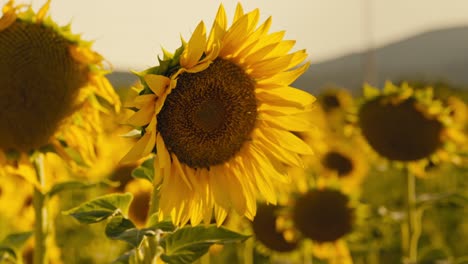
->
[321,94,341,112]
[252,204,298,252]
[293,189,353,243]
[322,151,353,177]
[358,97,443,161]
[128,188,151,227]
[157,58,257,169]
[0,21,88,151]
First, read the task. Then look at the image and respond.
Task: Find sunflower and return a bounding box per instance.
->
[290,188,359,264]
[251,204,299,254]
[314,137,369,193]
[122,3,315,225]
[0,0,120,184]
[318,87,354,114]
[357,83,463,173]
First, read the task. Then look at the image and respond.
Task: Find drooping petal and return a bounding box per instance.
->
[126,101,155,127]
[144,74,171,97]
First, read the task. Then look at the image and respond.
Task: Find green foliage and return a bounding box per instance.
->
[0,232,32,263]
[160,225,249,264]
[47,179,119,197]
[131,158,154,183]
[63,193,133,224]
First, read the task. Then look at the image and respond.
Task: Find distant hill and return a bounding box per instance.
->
[294,25,468,95]
[107,26,468,95]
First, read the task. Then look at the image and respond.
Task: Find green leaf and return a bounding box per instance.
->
[105,216,146,247]
[0,232,32,251]
[131,158,154,183]
[160,225,249,264]
[147,217,176,233]
[63,193,133,224]
[47,179,119,197]
[112,250,134,264]
[416,192,468,209]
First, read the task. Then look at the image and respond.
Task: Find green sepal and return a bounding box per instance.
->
[160,225,250,264]
[63,193,133,224]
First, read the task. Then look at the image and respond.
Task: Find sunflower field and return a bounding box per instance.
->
[0,1,467,264]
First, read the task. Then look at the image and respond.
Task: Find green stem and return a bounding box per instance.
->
[405,168,419,264]
[147,185,160,223]
[33,153,48,264]
[242,238,253,264]
[302,241,313,264]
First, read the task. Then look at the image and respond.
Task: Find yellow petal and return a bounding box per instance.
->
[249,50,308,79]
[172,154,193,190]
[245,40,295,63]
[214,205,228,226]
[120,132,154,163]
[124,94,157,109]
[69,45,103,65]
[225,168,247,215]
[237,30,285,60]
[183,60,212,73]
[262,113,314,132]
[126,101,155,127]
[152,155,163,186]
[236,17,273,58]
[256,86,316,108]
[156,133,171,169]
[180,21,207,69]
[0,10,16,31]
[220,9,260,56]
[257,63,310,88]
[36,0,50,22]
[240,150,277,204]
[209,165,231,209]
[258,103,306,116]
[254,131,303,167]
[207,4,227,51]
[249,141,289,183]
[233,3,244,23]
[144,74,171,97]
[231,162,257,219]
[262,127,314,155]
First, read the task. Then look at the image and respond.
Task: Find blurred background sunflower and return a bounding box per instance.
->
[0,0,120,184]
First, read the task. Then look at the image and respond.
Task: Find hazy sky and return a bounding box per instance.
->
[5,0,468,70]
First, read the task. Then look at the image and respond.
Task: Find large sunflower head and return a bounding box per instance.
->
[357,82,459,163]
[122,3,315,225]
[0,0,120,179]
